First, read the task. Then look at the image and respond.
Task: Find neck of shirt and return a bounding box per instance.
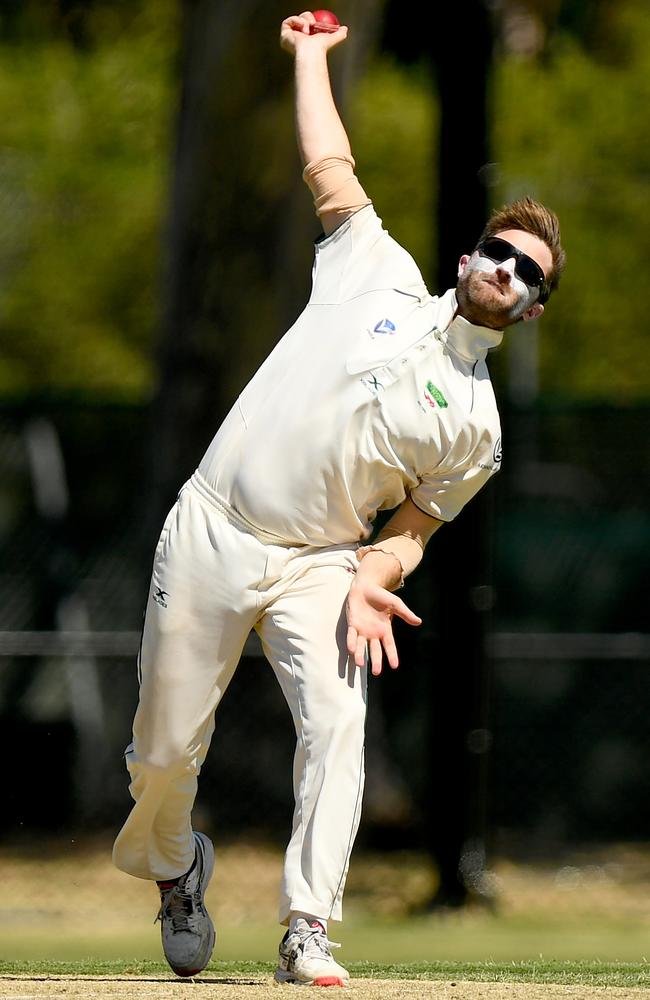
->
[435,288,504,362]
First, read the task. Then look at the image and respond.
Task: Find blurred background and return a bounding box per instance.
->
[0,0,648,965]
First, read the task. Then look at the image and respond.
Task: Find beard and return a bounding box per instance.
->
[456,258,537,329]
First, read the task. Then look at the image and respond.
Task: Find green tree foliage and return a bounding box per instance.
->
[492,0,650,401]
[349,59,438,286]
[0,0,648,402]
[0,2,178,399]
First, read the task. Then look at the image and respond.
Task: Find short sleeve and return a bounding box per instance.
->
[308,204,388,304]
[309,203,428,306]
[410,432,502,522]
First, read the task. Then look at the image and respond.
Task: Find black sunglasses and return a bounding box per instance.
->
[476,236,550,304]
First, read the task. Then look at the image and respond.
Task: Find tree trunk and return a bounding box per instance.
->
[428,0,496,908]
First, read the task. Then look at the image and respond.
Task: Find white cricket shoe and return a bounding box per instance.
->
[156,831,215,977]
[275,918,350,987]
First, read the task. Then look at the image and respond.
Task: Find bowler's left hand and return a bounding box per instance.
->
[346,578,422,676]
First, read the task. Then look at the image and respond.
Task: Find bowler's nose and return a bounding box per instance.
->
[495,258,516,285]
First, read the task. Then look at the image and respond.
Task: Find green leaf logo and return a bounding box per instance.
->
[425,381,448,408]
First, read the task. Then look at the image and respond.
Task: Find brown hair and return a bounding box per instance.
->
[478,196,566,297]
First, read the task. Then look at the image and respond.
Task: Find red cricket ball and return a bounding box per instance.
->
[310,9,340,33]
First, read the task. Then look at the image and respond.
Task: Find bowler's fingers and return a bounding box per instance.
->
[280,12,347,53]
[380,626,400,671]
[347,625,400,674]
[280,12,312,51]
[347,625,373,670]
[369,638,383,676]
[351,633,383,674]
[347,624,360,657]
[387,594,422,627]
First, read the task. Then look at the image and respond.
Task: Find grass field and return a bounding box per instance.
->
[2,837,649,997]
[2,958,650,984]
[1,964,649,1000]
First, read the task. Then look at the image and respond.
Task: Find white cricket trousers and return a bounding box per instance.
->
[112,473,367,923]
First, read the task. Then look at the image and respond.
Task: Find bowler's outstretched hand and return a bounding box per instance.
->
[346,579,422,677]
[280,11,347,55]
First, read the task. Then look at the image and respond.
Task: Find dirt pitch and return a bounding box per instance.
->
[1,977,650,1000]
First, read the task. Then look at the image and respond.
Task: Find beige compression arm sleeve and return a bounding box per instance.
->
[303,154,371,223]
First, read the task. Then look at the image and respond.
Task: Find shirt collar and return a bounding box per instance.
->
[434,288,504,362]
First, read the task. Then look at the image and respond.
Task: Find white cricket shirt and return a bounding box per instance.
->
[197,205,503,546]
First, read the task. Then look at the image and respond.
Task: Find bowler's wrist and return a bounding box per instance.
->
[355,546,405,591]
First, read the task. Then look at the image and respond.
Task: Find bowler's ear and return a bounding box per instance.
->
[458,254,471,277]
[522,302,544,322]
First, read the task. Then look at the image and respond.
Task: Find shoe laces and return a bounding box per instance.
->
[297,925,341,959]
[156,884,201,934]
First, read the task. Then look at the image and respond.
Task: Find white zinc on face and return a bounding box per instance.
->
[465,251,540,315]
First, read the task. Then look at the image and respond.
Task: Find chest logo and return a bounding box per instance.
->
[361,373,384,397]
[369,318,396,338]
[493,436,502,464]
[423,380,448,409]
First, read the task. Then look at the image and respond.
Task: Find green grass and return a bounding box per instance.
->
[2,911,648,965]
[4,840,650,990]
[1,958,649,988]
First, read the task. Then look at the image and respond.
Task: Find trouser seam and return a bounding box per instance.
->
[287,645,308,900]
[328,743,365,919]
